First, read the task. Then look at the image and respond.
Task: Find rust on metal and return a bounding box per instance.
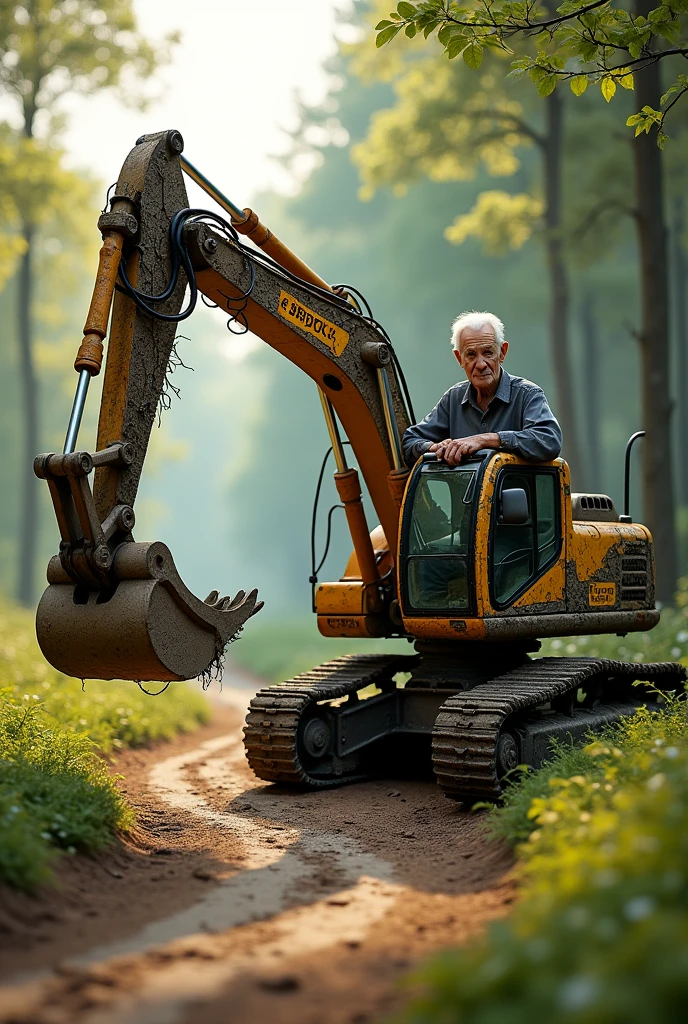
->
[74,230,126,375]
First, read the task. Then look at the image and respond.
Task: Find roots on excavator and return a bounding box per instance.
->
[244,646,686,803]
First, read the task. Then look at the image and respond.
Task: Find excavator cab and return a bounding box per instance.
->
[394,449,660,643]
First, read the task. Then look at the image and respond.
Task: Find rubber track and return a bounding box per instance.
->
[244,653,414,787]
[432,657,686,803]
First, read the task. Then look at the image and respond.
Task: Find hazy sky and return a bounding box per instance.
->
[59,0,353,209]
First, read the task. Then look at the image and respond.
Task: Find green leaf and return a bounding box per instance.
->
[618,72,635,91]
[397,1,417,16]
[570,75,588,97]
[447,35,469,58]
[376,23,403,47]
[537,74,557,97]
[601,76,617,102]
[437,23,453,45]
[405,22,418,36]
[626,113,644,126]
[375,19,394,29]
[462,40,483,69]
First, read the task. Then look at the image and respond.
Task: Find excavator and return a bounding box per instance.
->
[35,130,685,804]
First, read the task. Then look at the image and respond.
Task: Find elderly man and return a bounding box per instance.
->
[402,311,562,467]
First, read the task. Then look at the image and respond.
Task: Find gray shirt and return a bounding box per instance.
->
[402,369,562,467]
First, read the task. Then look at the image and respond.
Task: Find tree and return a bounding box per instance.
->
[0,0,176,605]
[376,0,684,601]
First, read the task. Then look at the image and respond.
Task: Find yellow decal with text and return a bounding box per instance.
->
[278,290,349,356]
[588,582,616,607]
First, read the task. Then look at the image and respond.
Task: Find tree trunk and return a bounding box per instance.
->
[543,90,583,486]
[673,196,688,506]
[632,0,676,604]
[16,221,38,606]
[579,289,601,490]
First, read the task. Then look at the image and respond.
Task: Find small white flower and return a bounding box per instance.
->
[624,897,655,921]
[559,976,598,1011]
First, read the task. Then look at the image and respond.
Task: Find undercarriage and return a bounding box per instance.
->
[244,645,686,803]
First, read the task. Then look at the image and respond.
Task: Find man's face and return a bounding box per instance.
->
[454,324,508,392]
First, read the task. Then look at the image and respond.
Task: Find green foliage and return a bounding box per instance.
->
[0,124,93,287]
[375,0,688,140]
[396,695,688,1024]
[444,190,544,254]
[0,0,177,128]
[0,687,132,890]
[0,599,210,889]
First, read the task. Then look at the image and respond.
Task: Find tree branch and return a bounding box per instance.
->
[574,198,637,240]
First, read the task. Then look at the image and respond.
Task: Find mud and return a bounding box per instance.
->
[0,672,514,1024]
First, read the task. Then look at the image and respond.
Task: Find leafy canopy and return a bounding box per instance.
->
[0,0,177,131]
[376,0,688,143]
[0,124,92,287]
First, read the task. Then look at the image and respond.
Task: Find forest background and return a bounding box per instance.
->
[2,0,688,665]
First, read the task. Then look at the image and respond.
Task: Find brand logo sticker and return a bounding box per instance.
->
[278,290,349,356]
[588,582,616,607]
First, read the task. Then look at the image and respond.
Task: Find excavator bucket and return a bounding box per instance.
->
[36,542,260,682]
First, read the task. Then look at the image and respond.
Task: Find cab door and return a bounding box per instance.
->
[487,463,566,615]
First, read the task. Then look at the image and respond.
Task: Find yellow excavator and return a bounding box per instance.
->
[35,130,685,803]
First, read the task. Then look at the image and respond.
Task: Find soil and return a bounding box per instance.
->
[0,672,515,1024]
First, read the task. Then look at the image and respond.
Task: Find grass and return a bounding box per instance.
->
[0,599,211,891]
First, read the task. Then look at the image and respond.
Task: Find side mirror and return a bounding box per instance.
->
[500,487,529,525]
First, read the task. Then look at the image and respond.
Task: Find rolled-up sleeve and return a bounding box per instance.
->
[497,387,562,461]
[402,391,452,467]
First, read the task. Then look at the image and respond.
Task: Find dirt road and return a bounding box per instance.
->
[0,673,514,1024]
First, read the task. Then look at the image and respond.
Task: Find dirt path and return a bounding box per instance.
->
[0,673,514,1024]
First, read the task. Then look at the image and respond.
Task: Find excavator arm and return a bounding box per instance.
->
[35,129,412,682]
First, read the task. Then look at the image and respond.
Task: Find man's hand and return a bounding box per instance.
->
[429,432,500,465]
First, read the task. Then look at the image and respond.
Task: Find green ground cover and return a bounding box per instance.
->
[0,600,210,891]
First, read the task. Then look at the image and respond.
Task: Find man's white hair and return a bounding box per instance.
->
[451,311,505,351]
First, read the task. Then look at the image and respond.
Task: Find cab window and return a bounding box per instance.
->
[491,469,561,607]
[405,468,476,613]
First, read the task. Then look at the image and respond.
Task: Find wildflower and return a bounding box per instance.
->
[558,976,598,1011]
[624,896,655,921]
